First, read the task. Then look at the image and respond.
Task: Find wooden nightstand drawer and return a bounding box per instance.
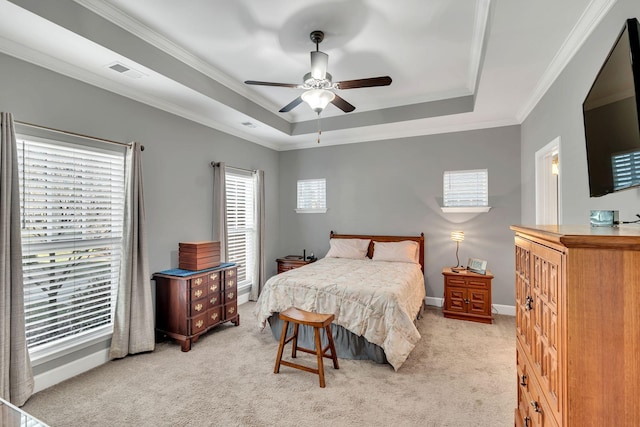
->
[277,256,314,274]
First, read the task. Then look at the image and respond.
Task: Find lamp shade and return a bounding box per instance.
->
[451,231,464,242]
[301,89,335,113]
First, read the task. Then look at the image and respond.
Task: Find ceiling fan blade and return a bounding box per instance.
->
[331,94,356,113]
[335,76,392,90]
[245,80,300,88]
[279,96,304,113]
[310,51,329,80]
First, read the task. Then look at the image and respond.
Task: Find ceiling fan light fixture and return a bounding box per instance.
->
[301,89,335,113]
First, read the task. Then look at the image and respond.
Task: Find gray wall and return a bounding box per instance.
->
[278,126,521,306]
[0,53,280,278]
[0,52,280,375]
[521,1,640,224]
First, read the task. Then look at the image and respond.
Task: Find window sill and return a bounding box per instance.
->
[441,206,492,213]
[295,208,328,213]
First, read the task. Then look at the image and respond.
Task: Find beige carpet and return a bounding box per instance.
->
[22,302,515,427]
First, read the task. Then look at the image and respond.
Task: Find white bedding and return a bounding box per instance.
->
[254,257,426,370]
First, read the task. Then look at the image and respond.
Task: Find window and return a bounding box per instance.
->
[612,150,640,191]
[296,178,327,213]
[17,136,125,355]
[442,169,491,213]
[226,170,255,288]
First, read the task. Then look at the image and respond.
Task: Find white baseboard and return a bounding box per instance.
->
[33,348,110,393]
[424,297,515,316]
[238,293,250,305]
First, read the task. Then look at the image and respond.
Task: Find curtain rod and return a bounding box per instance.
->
[15,120,144,151]
[210,161,255,173]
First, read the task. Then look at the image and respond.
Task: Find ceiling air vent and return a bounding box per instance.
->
[106,61,146,79]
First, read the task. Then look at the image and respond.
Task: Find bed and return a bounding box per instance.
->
[254,231,426,370]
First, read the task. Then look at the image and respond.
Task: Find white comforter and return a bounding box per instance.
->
[254,257,426,370]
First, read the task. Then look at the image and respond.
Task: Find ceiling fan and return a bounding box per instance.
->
[245,30,392,115]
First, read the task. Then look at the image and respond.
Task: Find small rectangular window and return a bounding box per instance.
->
[296,179,327,213]
[443,169,489,210]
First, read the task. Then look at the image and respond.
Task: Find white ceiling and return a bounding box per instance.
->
[0,0,616,150]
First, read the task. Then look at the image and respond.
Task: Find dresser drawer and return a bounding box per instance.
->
[467,278,490,289]
[190,283,207,301]
[190,313,208,335]
[190,299,207,316]
[224,302,238,320]
[208,293,221,308]
[207,306,222,327]
[224,288,236,304]
[190,275,207,288]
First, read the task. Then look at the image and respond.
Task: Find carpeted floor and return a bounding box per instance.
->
[22,302,516,427]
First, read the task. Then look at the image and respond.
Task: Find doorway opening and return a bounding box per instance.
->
[535,138,561,225]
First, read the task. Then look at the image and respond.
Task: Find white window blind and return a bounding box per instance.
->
[443,169,489,207]
[296,178,327,213]
[226,170,255,287]
[612,150,640,191]
[17,137,125,353]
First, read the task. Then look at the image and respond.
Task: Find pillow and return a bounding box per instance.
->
[371,240,419,264]
[325,238,371,260]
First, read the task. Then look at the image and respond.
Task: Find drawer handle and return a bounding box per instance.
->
[524,417,531,427]
[520,374,527,386]
[530,401,542,413]
[228,270,235,277]
[210,284,218,292]
[194,303,203,312]
[525,296,534,311]
[228,280,235,288]
[229,306,235,314]
[228,292,234,300]
[195,320,204,329]
[194,289,203,298]
[194,278,203,286]
[210,273,218,280]
[211,312,218,320]
[210,296,218,304]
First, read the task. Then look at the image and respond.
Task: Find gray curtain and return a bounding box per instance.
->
[109,142,155,358]
[0,112,34,406]
[250,170,265,300]
[212,162,228,261]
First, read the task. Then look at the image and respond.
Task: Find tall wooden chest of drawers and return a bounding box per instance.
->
[153,265,239,352]
[511,225,640,427]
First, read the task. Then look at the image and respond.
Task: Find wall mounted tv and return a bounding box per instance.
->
[583,17,640,197]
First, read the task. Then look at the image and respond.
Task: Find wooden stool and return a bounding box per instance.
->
[274,307,339,388]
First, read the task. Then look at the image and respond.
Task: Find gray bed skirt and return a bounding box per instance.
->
[268,313,388,365]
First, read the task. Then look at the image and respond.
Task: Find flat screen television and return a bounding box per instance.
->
[583,17,640,197]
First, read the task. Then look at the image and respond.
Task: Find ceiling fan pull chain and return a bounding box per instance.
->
[316,114,322,144]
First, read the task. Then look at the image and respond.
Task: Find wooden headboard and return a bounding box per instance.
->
[329,231,425,273]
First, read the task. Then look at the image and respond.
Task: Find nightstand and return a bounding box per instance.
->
[276,256,314,274]
[442,267,493,324]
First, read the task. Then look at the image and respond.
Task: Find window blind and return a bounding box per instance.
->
[17,137,125,352]
[443,169,488,207]
[296,178,326,213]
[612,150,640,191]
[226,171,255,287]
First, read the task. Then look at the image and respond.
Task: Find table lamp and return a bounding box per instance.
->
[450,231,464,271]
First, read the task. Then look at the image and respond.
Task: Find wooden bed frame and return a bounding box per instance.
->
[329,231,425,273]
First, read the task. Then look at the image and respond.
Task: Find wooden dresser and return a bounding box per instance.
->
[442,267,493,324]
[511,225,640,427]
[153,265,239,352]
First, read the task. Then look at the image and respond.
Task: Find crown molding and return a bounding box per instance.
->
[0,35,281,151]
[72,0,281,114]
[516,0,617,122]
[468,0,492,94]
